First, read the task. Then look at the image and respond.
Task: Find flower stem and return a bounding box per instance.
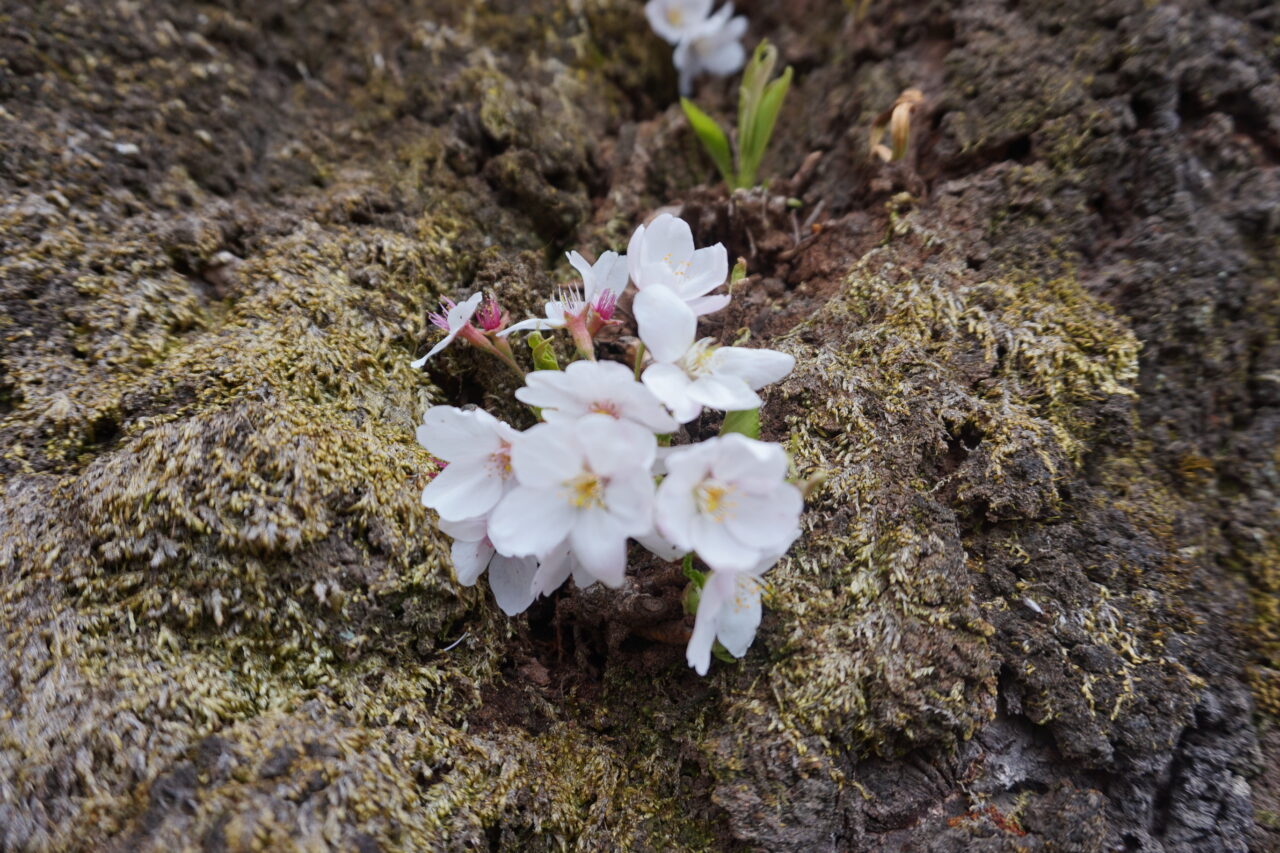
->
[489,335,525,378]
[633,341,646,381]
[565,313,596,362]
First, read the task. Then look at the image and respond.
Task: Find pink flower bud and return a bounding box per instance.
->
[476,297,505,332]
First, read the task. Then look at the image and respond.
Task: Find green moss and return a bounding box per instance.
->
[706,207,1144,778]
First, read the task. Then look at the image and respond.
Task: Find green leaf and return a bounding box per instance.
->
[739,65,792,189]
[680,97,736,188]
[682,554,706,615]
[711,641,737,664]
[682,582,700,615]
[737,41,778,183]
[526,331,560,371]
[720,408,761,440]
[682,553,706,586]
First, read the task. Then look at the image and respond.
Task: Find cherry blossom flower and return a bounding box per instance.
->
[413,292,522,374]
[635,285,794,422]
[674,3,749,96]
[411,292,484,368]
[488,415,656,588]
[655,433,802,571]
[627,214,731,316]
[438,517,538,616]
[645,0,713,44]
[515,360,678,433]
[685,545,793,675]
[501,250,628,342]
[416,405,520,523]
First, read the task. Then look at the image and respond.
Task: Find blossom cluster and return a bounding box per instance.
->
[645,0,748,96]
[412,214,802,675]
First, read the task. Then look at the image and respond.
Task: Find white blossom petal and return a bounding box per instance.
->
[438,516,488,542]
[637,214,695,277]
[421,461,506,522]
[450,538,493,586]
[576,414,656,479]
[713,433,790,484]
[570,510,630,587]
[685,293,732,316]
[510,422,582,489]
[687,373,762,412]
[690,513,761,571]
[516,361,676,433]
[531,539,575,597]
[711,347,795,390]
[645,0,713,44]
[642,363,702,423]
[416,406,503,461]
[567,250,594,288]
[679,243,728,299]
[637,530,687,562]
[502,317,558,335]
[635,286,697,363]
[655,475,699,551]
[499,300,569,337]
[488,554,539,615]
[725,491,803,552]
[712,571,762,658]
[601,469,657,533]
[489,486,576,557]
[686,572,727,676]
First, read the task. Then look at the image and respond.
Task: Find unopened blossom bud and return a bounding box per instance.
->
[475,296,507,333]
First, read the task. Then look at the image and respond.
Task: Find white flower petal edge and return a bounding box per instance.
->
[567,249,628,305]
[487,554,539,616]
[634,286,696,363]
[530,539,599,598]
[514,360,678,433]
[417,406,520,523]
[438,517,538,616]
[411,292,483,367]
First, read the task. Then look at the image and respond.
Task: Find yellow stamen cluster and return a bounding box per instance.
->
[566,473,605,509]
[589,401,621,418]
[489,444,514,477]
[695,481,733,521]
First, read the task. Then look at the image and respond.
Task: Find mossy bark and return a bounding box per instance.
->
[1,1,1278,851]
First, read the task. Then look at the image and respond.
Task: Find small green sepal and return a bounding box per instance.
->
[720,408,761,440]
[527,331,560,371]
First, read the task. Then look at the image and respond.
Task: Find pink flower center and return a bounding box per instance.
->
[588,400,621,418]
[593,289,617,322]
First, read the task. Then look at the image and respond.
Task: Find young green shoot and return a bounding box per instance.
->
[681,40,793,191]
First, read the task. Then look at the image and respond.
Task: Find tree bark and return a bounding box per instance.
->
[0,0,1277,850]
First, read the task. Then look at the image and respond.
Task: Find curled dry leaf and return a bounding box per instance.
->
[869,88,925,162]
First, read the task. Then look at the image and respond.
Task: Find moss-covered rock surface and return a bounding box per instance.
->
[2,0,1278,850]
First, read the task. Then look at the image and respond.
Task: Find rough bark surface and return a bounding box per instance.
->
[1,1,1278,851]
